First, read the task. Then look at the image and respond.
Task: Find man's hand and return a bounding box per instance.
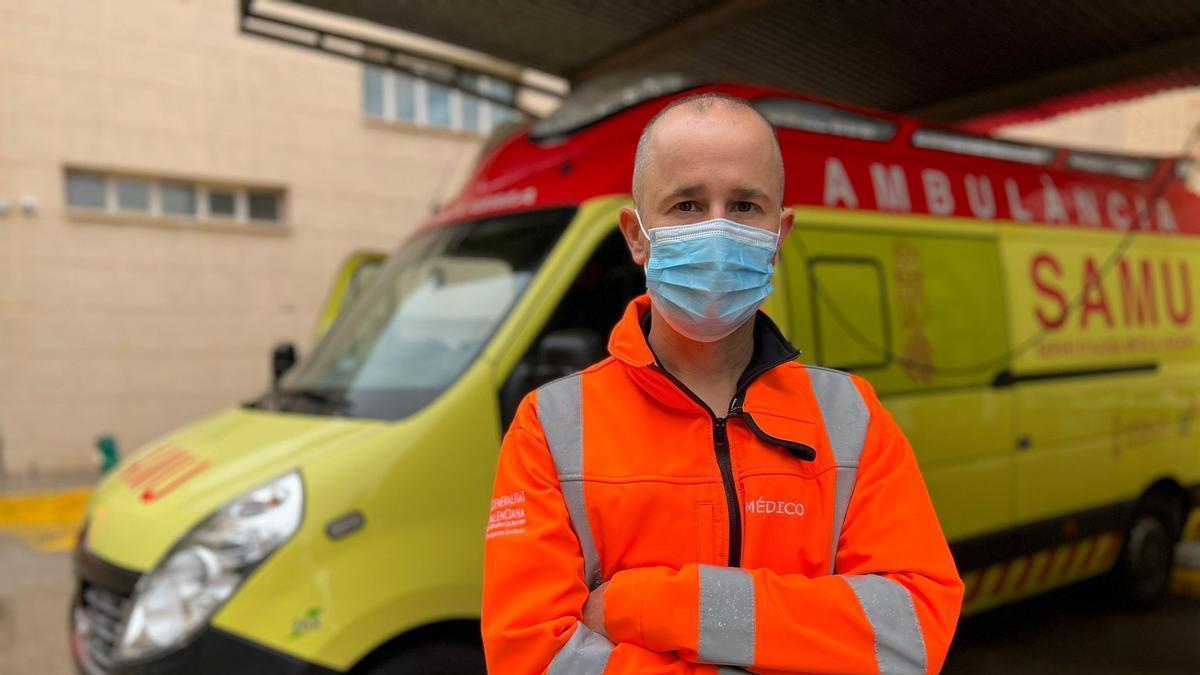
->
[581,581,609,638]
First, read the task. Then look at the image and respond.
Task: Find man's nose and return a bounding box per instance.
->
[707,205,740,221]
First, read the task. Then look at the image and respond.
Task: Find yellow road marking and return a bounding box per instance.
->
[1174,535,1200,599]
[1172,567,1200,598]
[0,488,91,526]
[0,487,91,553]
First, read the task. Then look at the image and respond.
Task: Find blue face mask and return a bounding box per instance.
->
[638,211,780,342]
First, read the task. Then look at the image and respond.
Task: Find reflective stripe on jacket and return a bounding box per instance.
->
[482,293,964,674]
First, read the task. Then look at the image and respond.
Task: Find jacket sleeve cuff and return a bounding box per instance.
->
[604,565,700,654]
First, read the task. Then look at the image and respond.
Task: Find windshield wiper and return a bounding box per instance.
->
[285,388,352,409]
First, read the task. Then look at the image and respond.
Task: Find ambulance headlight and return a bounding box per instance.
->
[114,471,303,661]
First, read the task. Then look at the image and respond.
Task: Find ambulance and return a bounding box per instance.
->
[71,77,1200,674]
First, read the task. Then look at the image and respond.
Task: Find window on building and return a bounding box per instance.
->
[64,169,286,228]
[362,65,520,134]
[426,81,452,128]
[161,182,196,217]
[248,191,280,222]
[460,74,482,133]
[363,64,385,118]
[66,172,107,209]
[208,190,236,218]
[116,178,150,212]
[394,71,417,122]
[488,78,517,129]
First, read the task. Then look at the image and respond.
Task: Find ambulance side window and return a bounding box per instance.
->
[809,257,891,371]
[499,230,643,427]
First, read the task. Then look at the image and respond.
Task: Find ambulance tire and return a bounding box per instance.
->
[1109,493,1179,608]
[365,637,485,675]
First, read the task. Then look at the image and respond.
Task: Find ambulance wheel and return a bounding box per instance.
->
[365,637,485,675]
[1110,494,1179,608]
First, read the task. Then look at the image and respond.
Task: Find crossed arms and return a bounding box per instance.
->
[481,388,963,675]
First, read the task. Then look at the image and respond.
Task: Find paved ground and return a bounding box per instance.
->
[1,530,1197,675]
[944,575,1200,674]
[1,476,1197,675]
[0,533,75,675]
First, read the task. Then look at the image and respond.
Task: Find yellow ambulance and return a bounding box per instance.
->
[71,80,1200,674]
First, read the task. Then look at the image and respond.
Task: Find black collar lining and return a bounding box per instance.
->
[637,310,801,390]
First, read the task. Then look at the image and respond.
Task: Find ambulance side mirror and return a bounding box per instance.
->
[532,329,602,387]
[272,342,298,385]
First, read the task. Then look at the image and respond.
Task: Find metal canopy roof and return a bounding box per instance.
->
[271,0,1200,122]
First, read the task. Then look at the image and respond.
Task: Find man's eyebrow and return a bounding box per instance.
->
[661,184,705,201]
[730,186,770,200]
[657,184,772,206]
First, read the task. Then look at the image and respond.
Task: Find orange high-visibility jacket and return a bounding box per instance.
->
[482,294,963,674]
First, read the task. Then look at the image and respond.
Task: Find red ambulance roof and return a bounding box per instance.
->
[429,82,1199,236]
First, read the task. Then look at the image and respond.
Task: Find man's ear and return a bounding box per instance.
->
[618,206,649,266]
[774,207,795,264]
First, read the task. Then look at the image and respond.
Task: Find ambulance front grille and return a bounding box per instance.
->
[73,582,129,674]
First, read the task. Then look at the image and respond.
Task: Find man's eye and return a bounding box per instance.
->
[675,201,699,212]
[732,201,757,213]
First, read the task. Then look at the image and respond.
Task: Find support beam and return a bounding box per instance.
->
[239,0,566,119]
[567,0,774,83]
[906,34,1200,122]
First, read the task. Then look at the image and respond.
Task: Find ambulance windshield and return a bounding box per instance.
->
[268,207,574,420]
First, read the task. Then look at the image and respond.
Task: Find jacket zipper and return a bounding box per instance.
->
[649,365,819,566]
[711,415,742,567]
[648,365,753,567]
[640,314,807,567]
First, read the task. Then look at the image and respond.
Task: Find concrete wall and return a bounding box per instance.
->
[0,0,484,476]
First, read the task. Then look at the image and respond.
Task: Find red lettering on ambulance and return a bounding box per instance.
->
[1032,253,1067,329]
[1162,260,1193,326]
[1118,259,1157,327]
[1080,257,1114,329]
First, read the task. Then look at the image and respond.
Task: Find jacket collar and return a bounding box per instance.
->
[607,293,801,398]
[607,294,817,462]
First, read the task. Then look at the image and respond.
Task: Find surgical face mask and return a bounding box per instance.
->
[637,210,780,342]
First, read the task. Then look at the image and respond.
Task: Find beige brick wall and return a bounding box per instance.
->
[0,0,485,476]
[998,86,1200,156]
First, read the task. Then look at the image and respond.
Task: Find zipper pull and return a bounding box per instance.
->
[736,407,817,462]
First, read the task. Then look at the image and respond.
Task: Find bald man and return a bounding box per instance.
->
[482,93,963,675]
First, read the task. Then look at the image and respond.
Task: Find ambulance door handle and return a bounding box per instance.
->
[1016,434,1033,451]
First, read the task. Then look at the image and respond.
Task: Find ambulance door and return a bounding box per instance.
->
[1002,232,1132,527]
[783,221,1016,548]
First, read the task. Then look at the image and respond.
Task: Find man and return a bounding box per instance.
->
[482,92,963,674]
